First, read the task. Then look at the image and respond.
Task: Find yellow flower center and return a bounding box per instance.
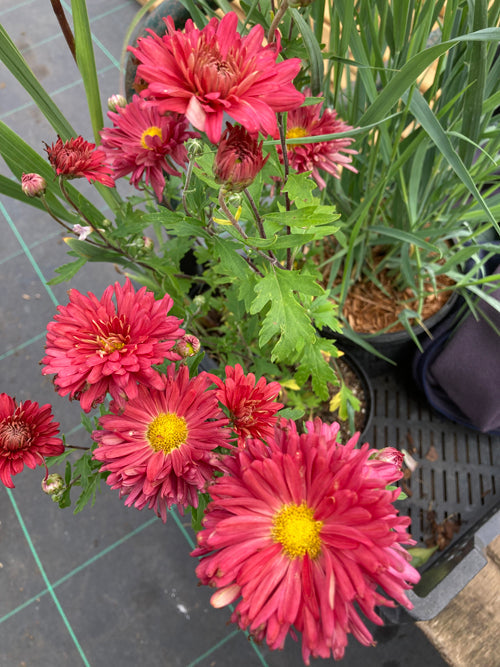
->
[140,125,163,150]
[271,502,323,560]
[286,126,309,148]
[96,334,126,355]
[146,413,188,454]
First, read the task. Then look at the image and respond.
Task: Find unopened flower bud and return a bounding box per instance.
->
[187,138,204,158]
[214,123,268,193]
[42,473,65,496]
[142,236,154,251]
[21,173,47,198]
[371,447,404,471]
[192,295,206,308]
[176,334,201,358]
[107,94,127,112]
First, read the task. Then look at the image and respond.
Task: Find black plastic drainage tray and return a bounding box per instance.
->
[361,369,500,621]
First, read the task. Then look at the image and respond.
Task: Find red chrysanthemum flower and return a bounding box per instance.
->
[279,91,358,189]
[44,136,115,187]
[129,12,305,143]
[207,364,283,445]
[92,365,230,521]
[0,393,64,488]
[41,279,184,413]
[100,96,199,201]
[193,418,420,664]
[213,123,269,192]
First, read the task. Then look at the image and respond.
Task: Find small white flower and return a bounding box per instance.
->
[73,224,93,241]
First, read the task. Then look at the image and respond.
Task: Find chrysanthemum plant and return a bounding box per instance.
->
[2,0,497,661]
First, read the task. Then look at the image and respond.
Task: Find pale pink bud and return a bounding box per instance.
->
[42,473,65,496]
[371,447,404,470]
[21,173,47,197]
[107,94,127,112]
[176,334,201,358]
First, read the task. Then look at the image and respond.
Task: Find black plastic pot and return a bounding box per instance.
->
[322,291,462,377]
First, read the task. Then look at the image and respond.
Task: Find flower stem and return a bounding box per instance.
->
[277,114,293,269]
[50,0,77,64]
[268,0,289,44]
[182,158,195,217]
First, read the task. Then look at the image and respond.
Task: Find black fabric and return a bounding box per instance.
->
[413,262,500,436]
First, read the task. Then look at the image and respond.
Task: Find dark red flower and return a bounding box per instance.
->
[41,278,185,412]
[45,136,115,187]
[207,364,283,445]
[213,123,269,192]
[0,393,64,488]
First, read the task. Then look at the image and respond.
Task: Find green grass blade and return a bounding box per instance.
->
[71,0,104,143]
[408,89,498,231]
[0,24,75,139]
[290,9,323,96]
[360,28,500,128]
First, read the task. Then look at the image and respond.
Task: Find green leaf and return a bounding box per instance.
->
[45,450,74,467]
[47,256,87,285]
[278,407,305,420]
[263,206,340,231]
[282,172,318,207]
[250,269,319,362]
[191,493,210,532]
[73,473,101,514]
[408,545,439,568]
[63,237,130,264]
[294,341,338,400]
[213,236,253,280]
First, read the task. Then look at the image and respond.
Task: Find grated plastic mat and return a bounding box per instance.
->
[363,371,500,571]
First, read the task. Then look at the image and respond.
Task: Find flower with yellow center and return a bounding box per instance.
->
[92,365,230,522]
[271,501,323,559]
[286,126,309,148]
[140,125,163,150]
[147,412,188,454]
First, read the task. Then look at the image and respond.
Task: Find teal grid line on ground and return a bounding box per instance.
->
[5,488,92,667]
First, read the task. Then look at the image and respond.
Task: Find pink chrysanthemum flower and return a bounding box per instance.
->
[44,136,115,187]
[41,279,184,413]
[0,393,64,488]
[129,12,305,143]
[207,364,283,445]
[100,96,199,201]
[279,91,358,189]
[92,365,230,521]
[193,418,420,664]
